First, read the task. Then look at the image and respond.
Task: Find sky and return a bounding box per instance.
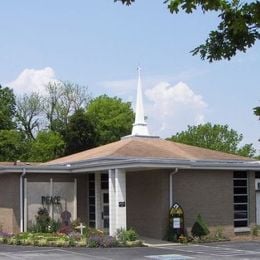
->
[0,0,259,154]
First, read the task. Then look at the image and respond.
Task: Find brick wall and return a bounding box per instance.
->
[173,170,234,236]
[126,170,169,239]
[0,174,20,233]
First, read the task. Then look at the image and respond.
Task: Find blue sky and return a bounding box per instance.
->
[0,0,259,153]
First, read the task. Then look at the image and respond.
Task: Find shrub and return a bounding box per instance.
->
[116,228,138,243]
[87,234,118,248]
[191,214,209,239]
[35,208,50,233]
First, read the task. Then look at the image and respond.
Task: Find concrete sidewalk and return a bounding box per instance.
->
[140,237,179,247]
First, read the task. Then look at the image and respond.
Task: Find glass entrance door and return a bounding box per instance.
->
[101,190,109,230]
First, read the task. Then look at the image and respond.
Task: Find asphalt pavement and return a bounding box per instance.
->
[1,240,260,259]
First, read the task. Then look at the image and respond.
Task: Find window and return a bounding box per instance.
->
[88,173,95,228]
[233,171,248,228]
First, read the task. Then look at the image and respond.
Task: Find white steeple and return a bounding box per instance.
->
[131,67,150,136]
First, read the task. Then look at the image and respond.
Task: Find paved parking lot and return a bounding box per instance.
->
[1,241,260,259]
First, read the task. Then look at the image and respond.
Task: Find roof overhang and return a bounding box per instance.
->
[0,157,260,175]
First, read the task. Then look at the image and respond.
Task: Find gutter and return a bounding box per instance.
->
[20,168,26,232]
[169,168,178,208]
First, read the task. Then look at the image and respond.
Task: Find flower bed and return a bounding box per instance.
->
[0,228,143,248]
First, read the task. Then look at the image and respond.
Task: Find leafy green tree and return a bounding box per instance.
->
[0,85,16,130]
[86,95,134,146]
[16,92,43,140]
[115,0,260,62]
[29,130,65,162]
[0,130,29,161]
[168,123,256,157]
[64,109,96,155]
[254,106,260,119]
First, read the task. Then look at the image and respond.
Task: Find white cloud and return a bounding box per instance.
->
[145,81,208,138]
[8,67,58,95]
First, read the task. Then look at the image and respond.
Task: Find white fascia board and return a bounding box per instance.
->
[0,158,259,175]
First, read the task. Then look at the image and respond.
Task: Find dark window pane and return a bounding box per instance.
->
[89,174,94,181]
[104,218,109,228]
[234,220,248,227]
[234,204,247,211]
[103,193,109,203]
[89,190,95,196]
[234,180,247,187]
[101,182,108,190]
[89,213,95,220]
[89,181,95,189]
[89,197,95,204]
[89,206,95,213]
[234,195,248,203]
[255,172,260,179]
[234,211,248,219]
[234,171,247,178]
[101,173,108,181]
[103,206,109,216]
[234,187,247,194]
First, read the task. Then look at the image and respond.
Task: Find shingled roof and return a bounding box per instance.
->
[45,136,252,166]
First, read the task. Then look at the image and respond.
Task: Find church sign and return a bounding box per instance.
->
[168,202,184,241]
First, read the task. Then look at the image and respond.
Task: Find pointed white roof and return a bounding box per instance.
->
[131,67,150,136]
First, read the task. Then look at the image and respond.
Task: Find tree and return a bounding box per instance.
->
[254,106,260,119]
[64,109,96,155]
[44,81,91,132]
[168,123,256,157]
[0,130,29,161]
[115,0,260,62]
[28,130,65,162]
[0,85,16,130]
[16,92,43,140]
[86,95,134,146]
[191,214,210,239]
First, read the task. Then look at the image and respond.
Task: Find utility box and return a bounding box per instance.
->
[168,202,184,241]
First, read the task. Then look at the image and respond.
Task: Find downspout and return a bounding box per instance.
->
[169,168,178,208]
[20,168,26,232]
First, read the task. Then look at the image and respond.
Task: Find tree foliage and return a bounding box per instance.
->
[64,109,96,155]
[191,214,210,238]
[168,123,256,157]
[0,85,16,130]
[44,81,91,132]
[115,0,260,62]
[16,92,43,139]
[86,95,134,146]
[254,106,260,119]
[28,130,65,162]
[0,130,29,161]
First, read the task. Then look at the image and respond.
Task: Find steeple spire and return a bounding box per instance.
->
[131,67,150,136]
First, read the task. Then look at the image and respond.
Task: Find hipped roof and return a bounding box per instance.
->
[45,136,252,166]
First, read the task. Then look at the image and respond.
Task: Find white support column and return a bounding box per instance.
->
[23,178,28,232]
[95,173,102,229]
[74,178,77,220]
[115,169,127,231]
[109,169,116,236]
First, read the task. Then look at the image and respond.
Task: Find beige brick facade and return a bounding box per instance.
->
[126,170,170,239]
[0,174,20,233]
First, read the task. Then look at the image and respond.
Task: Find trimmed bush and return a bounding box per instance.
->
[116,228,138,243]
[191,214,209,238]
[87,235,118,248]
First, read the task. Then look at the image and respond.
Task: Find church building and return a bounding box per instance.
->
[0,69,260,239]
